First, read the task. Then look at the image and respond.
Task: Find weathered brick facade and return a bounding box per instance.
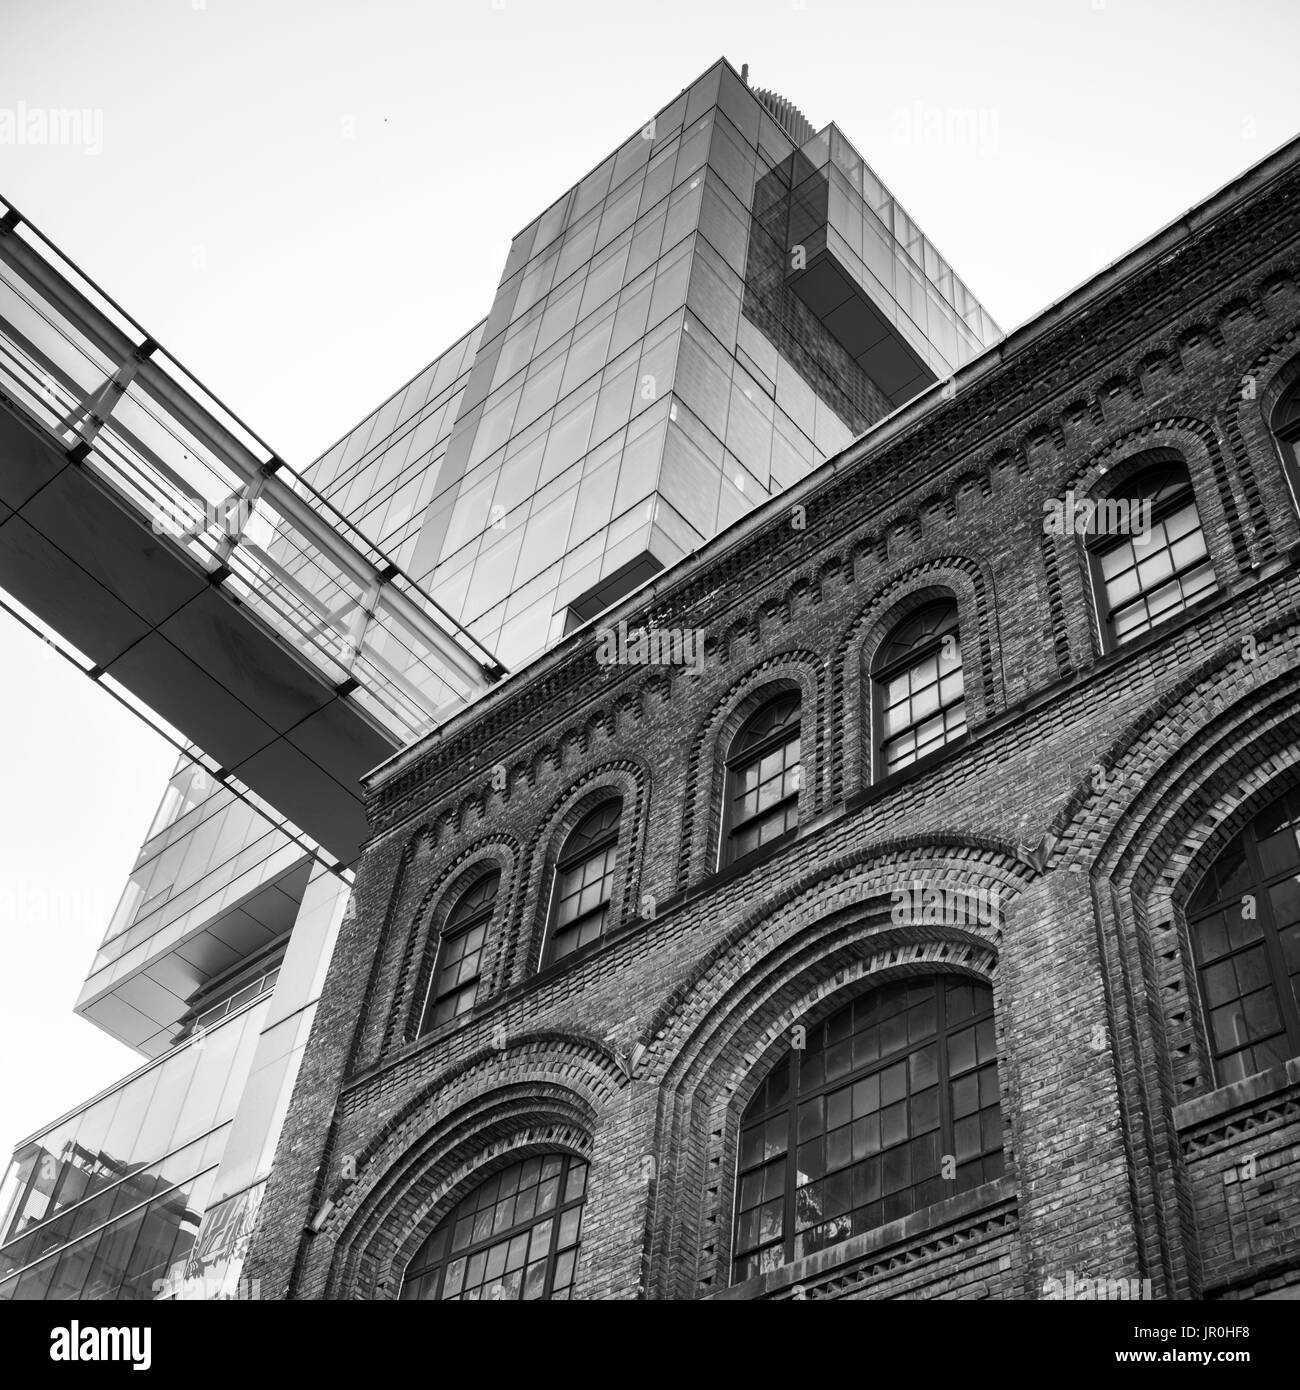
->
[245,136,1300,1301]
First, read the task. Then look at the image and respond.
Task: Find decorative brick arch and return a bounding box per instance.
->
[1250,320,1300,427]
[1040,616,1300,1298]
[1049,422,1248,661]
[382,834,522,1055]
[1060,419,1222,504]
[628,840,1036,1298]
[1046,609,1300,868]
[346,824,436,1077]
[833,557,1000,800]
[674,649,830,893]
[506,759,651,985]
[1047,615,1300,1094]
[309,1033,626,1299]
[1232,319,1300,548]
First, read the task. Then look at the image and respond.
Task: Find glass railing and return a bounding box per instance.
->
[0,197,505,749]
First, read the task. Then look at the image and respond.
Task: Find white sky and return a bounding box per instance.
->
[1,0,1297,1171]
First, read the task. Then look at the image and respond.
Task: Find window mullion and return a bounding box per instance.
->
[784,1045,800,1267]
[1245,834,1300,1049]
[936,987,954,1200]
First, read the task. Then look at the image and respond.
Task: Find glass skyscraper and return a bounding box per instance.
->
[0,57,999,1300]
[307,63,997,672]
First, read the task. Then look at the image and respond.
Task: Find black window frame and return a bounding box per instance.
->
[418,871,499,1037]
[1270,380,1300,511]
[720,691,803,869]
[399,1153,589,1301]
[542,799,623,967]
[871,600,966,781]
[1186,787,1300,1086]
[731,975,1004,1284]
[1086,461,1217,652]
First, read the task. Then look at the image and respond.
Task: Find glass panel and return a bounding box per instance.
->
[732,978,1001,1282]
[1095,468,1216,646]
[402,1155,588,1300]
[1189,785,1300,1081]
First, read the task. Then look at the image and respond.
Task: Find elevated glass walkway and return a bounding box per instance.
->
[0,197,504,864]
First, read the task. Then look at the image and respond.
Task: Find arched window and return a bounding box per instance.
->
[1187,786,1300,1085]
[399,1153,588,1301]
[872,601,965,778]
[419,872,498,1035]
[544,799,622,965]
[1089,461,1216,648]
[732,977,1002,1283]
[722,692,802,866]
[1270,380,1300,510]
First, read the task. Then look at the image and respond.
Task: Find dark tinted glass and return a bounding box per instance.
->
[733,977,1002,1283]
[400,1154,588,1301]
[1187,787,1300,1083]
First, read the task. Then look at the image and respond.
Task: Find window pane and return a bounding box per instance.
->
[725,696,801,864]
[876,606,964,776]
[1190,786,1300,1080]
[401,1155,588,1300]
[732,977,1001,1283]
[1095,468,1216,645]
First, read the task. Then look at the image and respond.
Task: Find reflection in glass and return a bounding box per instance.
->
[545,802,622,963]
[723,694,801,864]
[733,977,1003,1282]
[1187,786,1300,1083]
[399,1154,588,1301]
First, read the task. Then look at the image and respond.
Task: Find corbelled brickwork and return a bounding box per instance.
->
[246,138,1300,1301]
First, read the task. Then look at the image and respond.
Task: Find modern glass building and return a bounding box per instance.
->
[386,63,997,669]
[0,56,999,1299]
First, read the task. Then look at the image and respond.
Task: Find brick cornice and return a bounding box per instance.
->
[368,169,1300,836]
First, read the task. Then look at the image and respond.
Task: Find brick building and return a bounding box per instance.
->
[244,131,1300,1302]
[0,58,1008,1304]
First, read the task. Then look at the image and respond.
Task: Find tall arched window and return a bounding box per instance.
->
[1270,379,1300,510]
[722,692,802,866]
[1187,786,1300,1085]
[1273,378,1300,469]
[419,872,498,1035]
[732,977,1002,1284]
[544,799,622,965]
[872,601,966,778]
[1089,461,1216,648]
[399,1153,588,1300]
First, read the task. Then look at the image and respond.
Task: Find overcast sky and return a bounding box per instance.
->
[1,0,1297,1177]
